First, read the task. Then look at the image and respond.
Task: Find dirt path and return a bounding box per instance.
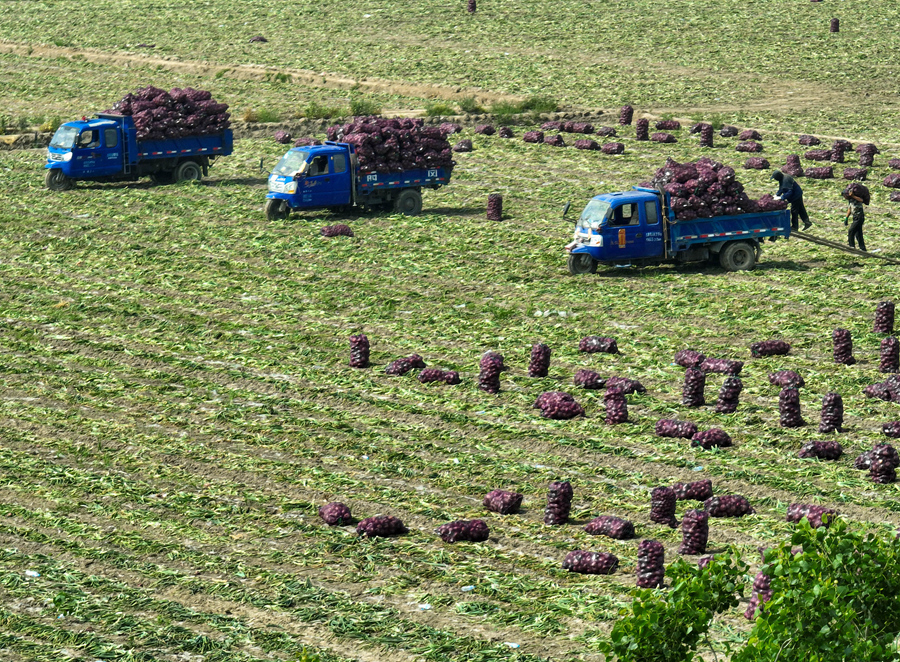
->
[0,41,523,105]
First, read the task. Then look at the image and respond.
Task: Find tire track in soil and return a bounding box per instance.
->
[0,41,522,105]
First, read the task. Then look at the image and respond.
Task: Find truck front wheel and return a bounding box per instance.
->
[45,169,73,191]
[393,189,422,215]
[175,161,203,183]
[719,242,756,272]
[568,253,597,275]
[265,199,289,221]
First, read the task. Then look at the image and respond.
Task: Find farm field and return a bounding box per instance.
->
[3,1,900,661]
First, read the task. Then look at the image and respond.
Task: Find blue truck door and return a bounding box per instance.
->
[298,153,349,207]
[642,200,665,257]
[70,126,121,178]
[603,202,647,260]
[93,127,123,178]
[327,152,352,206]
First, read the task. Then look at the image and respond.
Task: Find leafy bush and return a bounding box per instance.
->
[424,101,456,117]
[304,101,342,120]
[256,108,280,123]
[733,519,900,662]
[519,95,559,113]
[457,96,484,113]
[600,549,747,662]
[349,97,381,116]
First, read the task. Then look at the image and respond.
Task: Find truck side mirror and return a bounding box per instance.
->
[562,201,571,217]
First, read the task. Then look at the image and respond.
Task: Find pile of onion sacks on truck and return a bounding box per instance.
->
[646,157,787,222]
[326,116,454,175]
[107,86,231,141]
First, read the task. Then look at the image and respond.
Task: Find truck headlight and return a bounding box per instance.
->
[62,152,72,162]
[285,181,297,194]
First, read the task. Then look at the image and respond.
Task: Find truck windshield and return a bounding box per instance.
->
[580,200,611,225]
[50,125,78,149]
[272,150,309,177]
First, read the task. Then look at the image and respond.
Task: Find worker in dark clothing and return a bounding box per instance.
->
[844,190,867,251]
[771,170,811,231]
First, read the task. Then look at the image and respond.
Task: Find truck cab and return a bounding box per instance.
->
[266,144,354,219]
[568,191,665,272]
[46,118,128,189]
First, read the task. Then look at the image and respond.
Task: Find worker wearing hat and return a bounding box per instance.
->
[771,170,811,231]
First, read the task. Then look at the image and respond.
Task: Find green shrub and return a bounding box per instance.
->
[349,97,381,117]
[256,108,280,123]
[519,95,558,113]
[423,101,456,117]
[304,102,343,120]
[599,548,747,662]
[457,96,484,113]
[734,518,900,662]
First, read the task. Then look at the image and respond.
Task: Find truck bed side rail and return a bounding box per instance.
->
[669,210,791,251]
[357,167,449,191]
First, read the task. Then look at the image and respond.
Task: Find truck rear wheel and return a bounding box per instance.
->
[568,253,597,275]
[175,160,203,183]
[719,241,756,271]
[265,199,289,221]
[393,189,422,215]
[45,169,73,191]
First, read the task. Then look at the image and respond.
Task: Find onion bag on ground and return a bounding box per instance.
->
[817,394,844,434]
[319,502,352,525]
[573,369,606,389]
[636,540,665,588]
[437,519,489,543]
[650,486,678,528]
[385,354,426,376]
[483,489,523,514]
[679,509,709,555]
[584,515,634,540]
[357,515,407,537]
[562,550,618,575]
[655,419,698,439]
[544,480,573,525]
[349,333,370,368]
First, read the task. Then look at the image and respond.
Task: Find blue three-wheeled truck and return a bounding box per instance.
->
[265,142,451,219]
[44,114,233,190]
[565,187,792,273]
